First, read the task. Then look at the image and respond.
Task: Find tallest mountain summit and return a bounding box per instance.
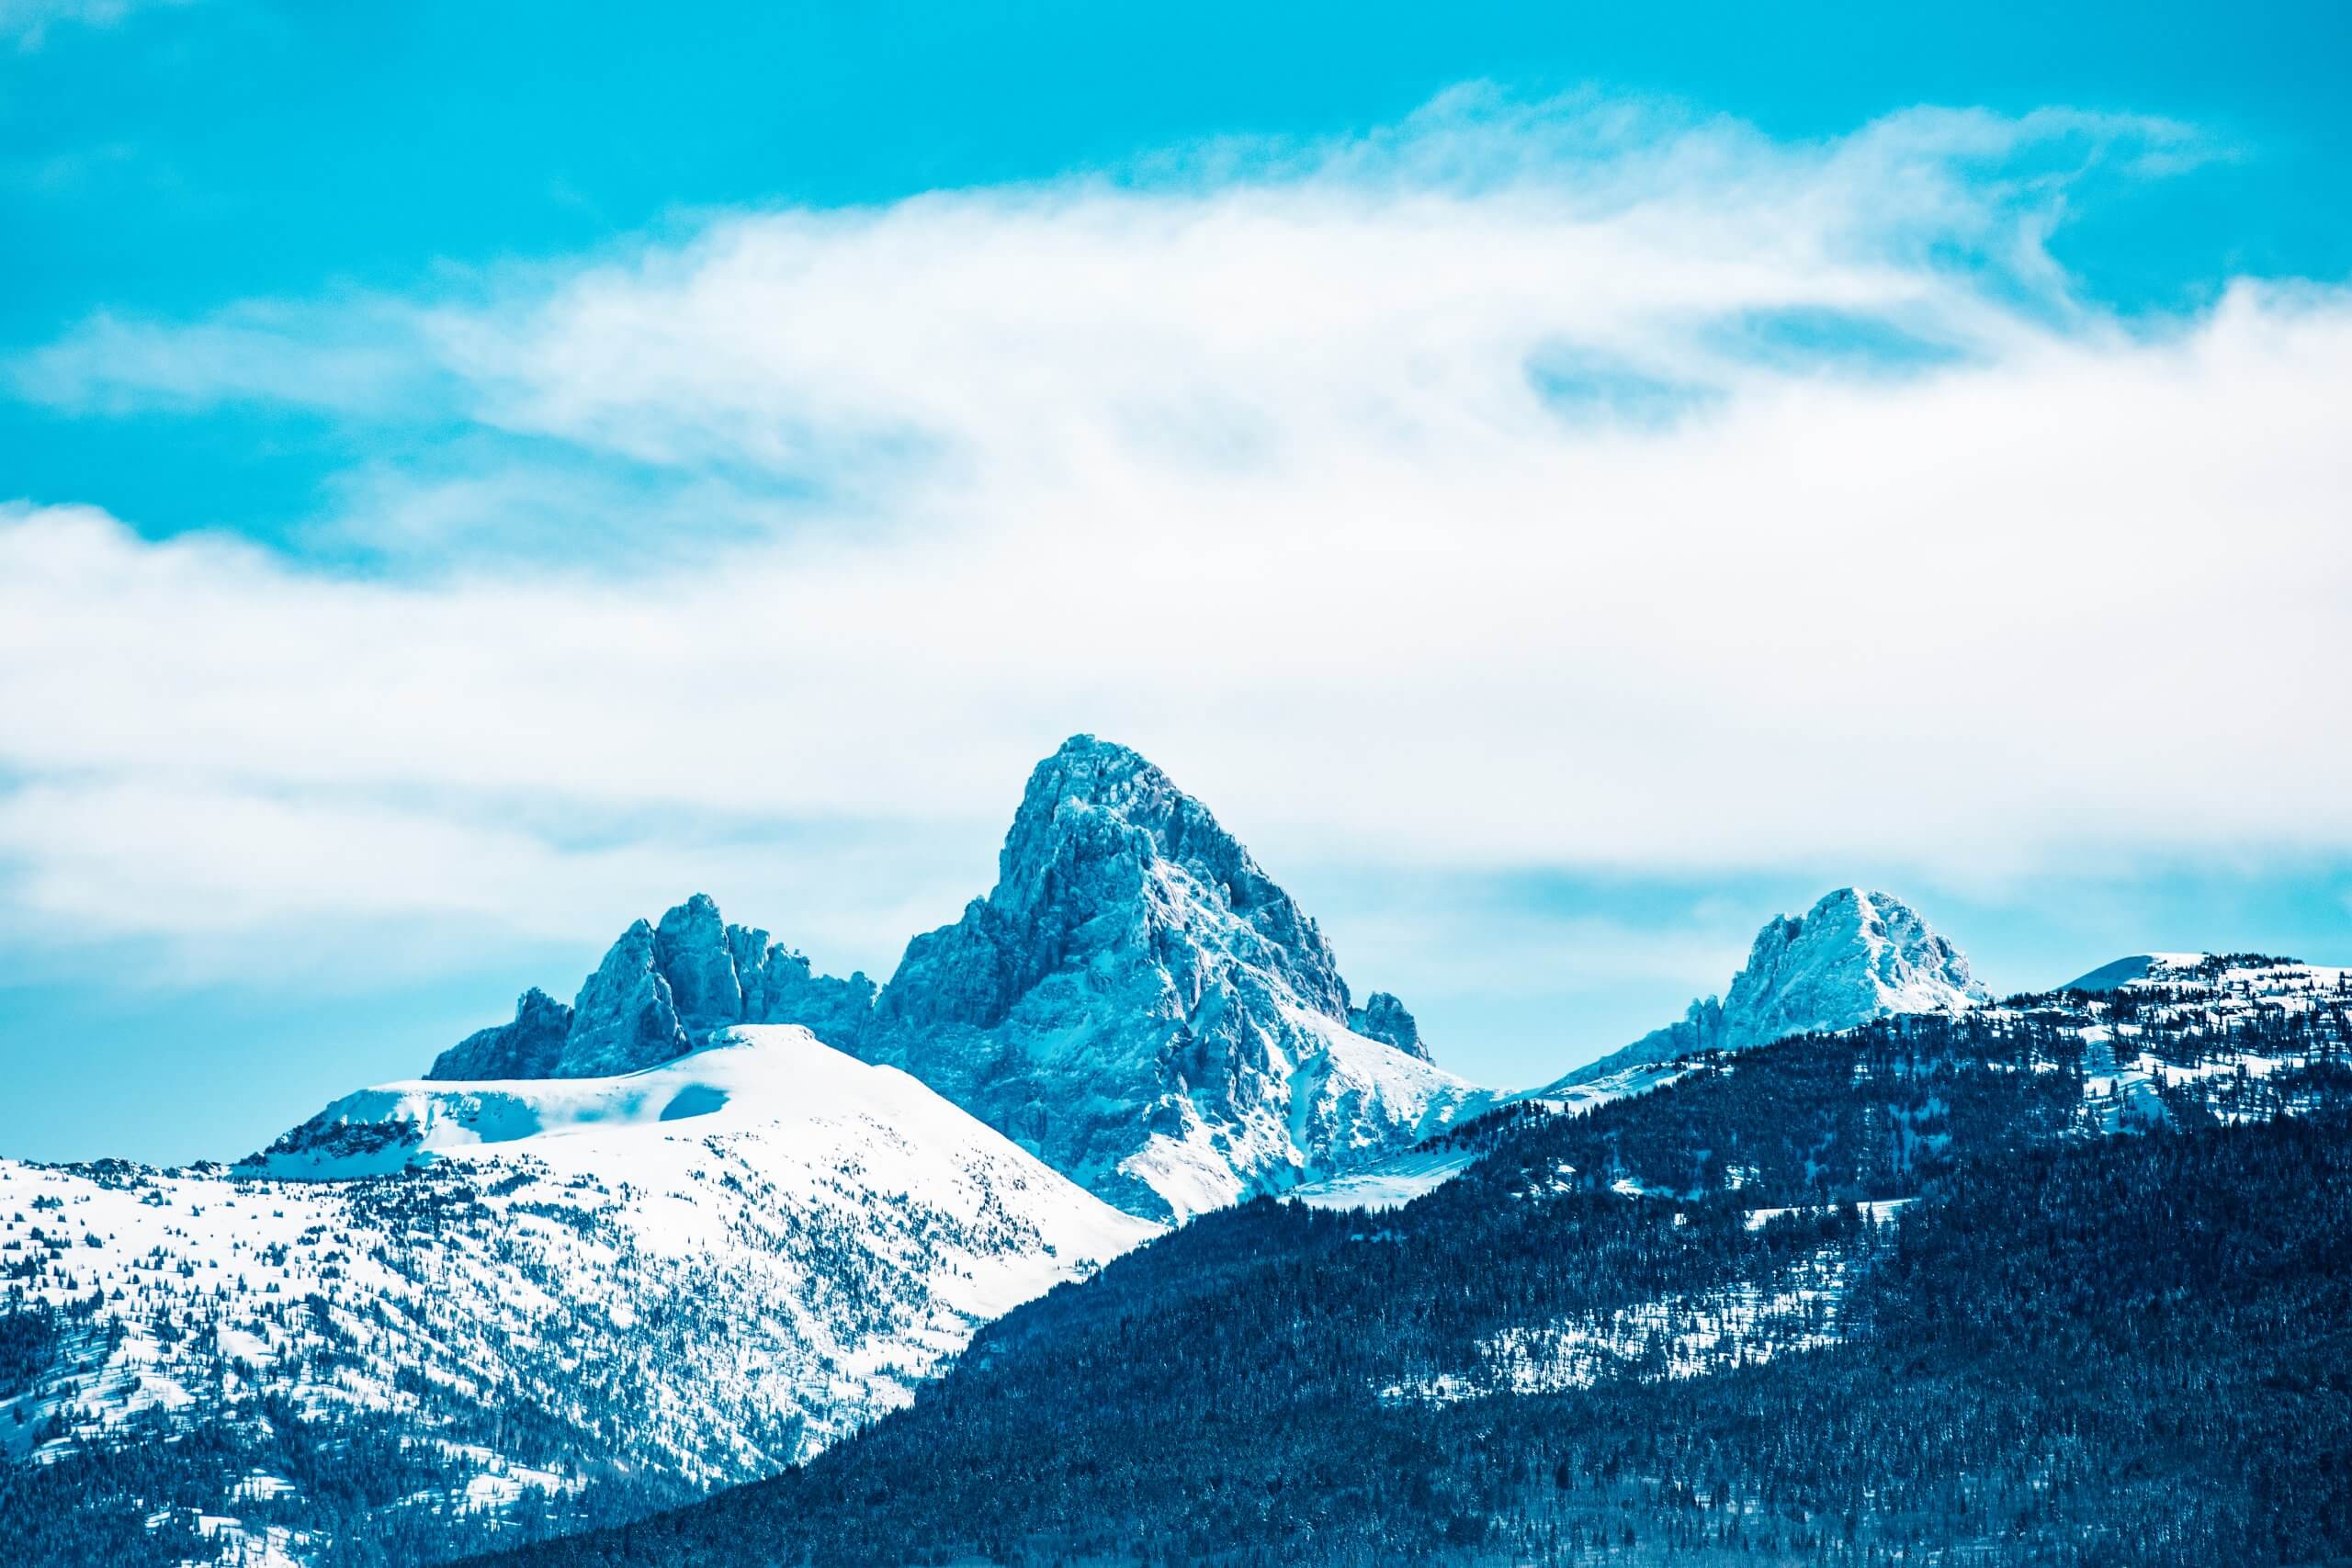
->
[883,735,1352,1032]
[862,735,1482,1218]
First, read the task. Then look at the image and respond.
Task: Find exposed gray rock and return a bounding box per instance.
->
[559,919,693,1077]
[424,987,574,1080]
[654,893,746,1031]
[738,936,878,1052]
[864,735,1480,1220]
[1347,992,1428,1061]
[427,897,880,1082]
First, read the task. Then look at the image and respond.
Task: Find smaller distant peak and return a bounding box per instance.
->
[2061,952,2233,992]
[1349,992,1430,1062]
[2061,955,2162,993]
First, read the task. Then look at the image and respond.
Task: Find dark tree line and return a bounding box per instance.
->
[469,1001,2352,1568]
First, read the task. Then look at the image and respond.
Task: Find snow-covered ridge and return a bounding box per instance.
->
[259,1028,1028,1178]
[1,1029,1155,1559]
[2059,951,2244,993]
[1996,953,2351,1133]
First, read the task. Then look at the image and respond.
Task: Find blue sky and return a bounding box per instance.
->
[4,0,2349,1163]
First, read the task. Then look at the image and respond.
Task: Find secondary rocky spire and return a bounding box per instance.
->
[1542,886,1987,1089]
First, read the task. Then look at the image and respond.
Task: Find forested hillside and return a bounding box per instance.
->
[479,989,2352,1568]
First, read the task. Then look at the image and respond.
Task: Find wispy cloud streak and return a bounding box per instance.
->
[1,93,2341,969]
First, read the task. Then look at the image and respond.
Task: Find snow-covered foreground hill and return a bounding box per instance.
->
[0,1030,1155,1562]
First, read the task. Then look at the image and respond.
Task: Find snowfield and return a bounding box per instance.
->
[0,1028,1156,1558]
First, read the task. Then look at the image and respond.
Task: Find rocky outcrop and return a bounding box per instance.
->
[425,987,575,1080]
[425,897,876,1082]
[558,919,694,1077]
[1540,887,1987,1090]
[1347,992,1427,1060]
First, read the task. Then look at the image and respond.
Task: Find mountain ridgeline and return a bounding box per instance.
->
[424,735,1483,1221]
[411,742,1993,1222]
[6,734,2348,1568]
[424,899,876,1083]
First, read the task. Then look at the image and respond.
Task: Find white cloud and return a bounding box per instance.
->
[15,300,434,416]
[1,93,2345,972]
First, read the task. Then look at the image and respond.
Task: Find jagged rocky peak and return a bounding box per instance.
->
[424,894,877,1082]
[1720,886,1987,1049]
[654,892,746,1027]
[1543,886,1986,1090]
[558,917,690,1077]
[1007,734,1351,1018]
[881,734,1352,1033]
[868,735,1478,1221]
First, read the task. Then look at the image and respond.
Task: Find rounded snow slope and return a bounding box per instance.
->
[256,1026,1078,1181]
[12,1025,1161,1519]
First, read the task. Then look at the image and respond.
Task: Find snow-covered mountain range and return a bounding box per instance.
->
[418,737,1487,1222]
[22,732,2289,1568]
[0,735,1493,1558]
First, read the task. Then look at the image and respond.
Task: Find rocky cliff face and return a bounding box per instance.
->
[425,985,575,1079]
[425,895,876,1081]
[1347,991,1428,1060]
[1542,887,1988,1090]
[863,736,1480,1220]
